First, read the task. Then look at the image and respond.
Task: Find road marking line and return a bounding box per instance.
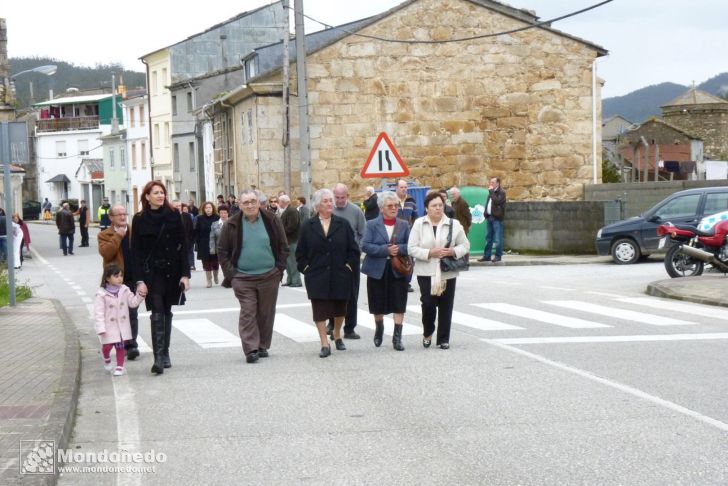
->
[81,296,92,303]
[138,303,310,317]
[30,246,48,264]
[71,285,82,290]
[618,297,728,321]
[540,286,575,291]
[356,310,421,336]
[408,305,523,331]
[273,314,321,343]
[585,291,629,299]
[473,303,611,329]
[135,337,152,353]
[75,290,86,297]
[173,318,240,348]
[544,300,696,326]
[484,340,728,433]
[111,376,142,486]
[486,332,728,345]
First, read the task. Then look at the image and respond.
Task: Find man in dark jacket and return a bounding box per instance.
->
[217,189,289,364]
[478,177,507,262]
[279,195,302,287]
[363,186,379,221]
[449,186,472,236]
[75,200,91,247]
[55,202,75,255]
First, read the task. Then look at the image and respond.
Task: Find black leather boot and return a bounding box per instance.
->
[150,313,166,374]
[373,320,384,347]
[392,324,405,351]
[162,312,173,368]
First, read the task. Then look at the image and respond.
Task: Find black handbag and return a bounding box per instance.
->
[440,218,469,272]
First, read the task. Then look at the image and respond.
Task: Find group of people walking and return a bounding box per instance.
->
[90,177,504,376]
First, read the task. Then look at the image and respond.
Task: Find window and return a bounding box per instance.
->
[129,107,135,128]
[187,92,193,112]
[189,142,195,171]
[111,190,116,204]
[109,149,115,168]
[120,147,126,169]
[152,71,158,95]
[153,124,160,148]
[655,194,701,220]
[173,143,179,168]
[141,142,147,168]
[131,142,137,169]
[121,190,128,205]
[244,57,257,81]
[139,106,145,126]
[704,192,728,215]
[161,68,168,92]
[164,122,170,146]
[56,141,67,157]
[78,140,89,156]
[172,95,177,116]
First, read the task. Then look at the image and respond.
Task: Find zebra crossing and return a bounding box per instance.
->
[99,294,727,352]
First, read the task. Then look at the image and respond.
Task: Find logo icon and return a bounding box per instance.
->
[20,440,55,475]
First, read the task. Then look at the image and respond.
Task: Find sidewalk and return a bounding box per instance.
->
[0,252,725,484]
[0,299,80,485]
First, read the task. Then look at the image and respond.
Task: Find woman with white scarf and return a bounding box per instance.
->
[407,191,470,349]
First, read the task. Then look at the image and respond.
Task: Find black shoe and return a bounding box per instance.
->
[422,337,432,348]
[246,351,259,363]
[373,321,384,347]
[335,338,346,351]
[492,257,501,263]
[439,343,450,350]
[258,349,269,358]
[68,252,74,255]
[392,325,405,351]
[126,347,140,361]
[319,346,331,358]
[477,257,489,262]
[344,332,360,339]
[407,284,414,293]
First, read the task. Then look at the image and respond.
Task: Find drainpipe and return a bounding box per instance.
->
[592,58,598,184]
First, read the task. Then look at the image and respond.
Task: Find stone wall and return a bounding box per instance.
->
[505,201,605,254]
[663,106,728,159]
[252,0,603,201]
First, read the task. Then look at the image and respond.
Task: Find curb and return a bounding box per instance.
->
[46,299,81,485]
[646,280,728,309]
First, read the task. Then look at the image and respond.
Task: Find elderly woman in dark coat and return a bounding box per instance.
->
[296,188,360,358]
[361,191,410,351]
[132,181,190,375]
[194,201,220,287]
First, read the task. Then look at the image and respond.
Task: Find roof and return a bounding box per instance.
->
[34,94,113,107]
[624,117,702,142]
[662,88,728,108]
[140,2,281,60]
[46,174,71,183]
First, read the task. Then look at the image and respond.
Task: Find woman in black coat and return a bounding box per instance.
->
[194,202,220,288]
[131,181,190,375]
[296,188,360,358]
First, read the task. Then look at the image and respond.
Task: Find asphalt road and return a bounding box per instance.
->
[19,222,728,485]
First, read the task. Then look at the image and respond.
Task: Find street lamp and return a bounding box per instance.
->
[9,64,58,103]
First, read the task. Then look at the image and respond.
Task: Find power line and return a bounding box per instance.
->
[286,0,613,45]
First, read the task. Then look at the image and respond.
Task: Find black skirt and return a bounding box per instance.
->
[311,299,347,322]
[367,260,408,315]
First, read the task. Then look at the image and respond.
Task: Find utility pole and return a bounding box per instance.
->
[294,0,311,201]
[111,74,119,134]
[281,0,291,195]
[1,122,15,305]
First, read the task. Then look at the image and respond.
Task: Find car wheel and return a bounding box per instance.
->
[664,244,704,278]
[611,238,640,264]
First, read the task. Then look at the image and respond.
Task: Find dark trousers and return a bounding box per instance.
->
[125,306,139,350]
[80,225,89,246]
[231,269,281,355]
[329,263,360,333]
[59,233,74,255]
[417,276,457,345]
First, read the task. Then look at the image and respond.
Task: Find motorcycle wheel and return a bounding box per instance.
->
[664,244,704,278]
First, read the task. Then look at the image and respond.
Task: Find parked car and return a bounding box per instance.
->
[22,200,41,220]
[596,186,728,264]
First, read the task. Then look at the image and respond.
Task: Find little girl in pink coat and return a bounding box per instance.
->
[94,264,145,376]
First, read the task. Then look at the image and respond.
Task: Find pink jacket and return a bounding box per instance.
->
[93,285,143,345]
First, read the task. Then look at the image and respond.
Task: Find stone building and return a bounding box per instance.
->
[208,0,607,200]
[661,88,728,160]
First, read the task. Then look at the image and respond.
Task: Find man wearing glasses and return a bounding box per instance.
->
[98,205,146,360]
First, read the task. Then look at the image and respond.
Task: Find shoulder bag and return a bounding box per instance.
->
[440,218,469,272]
[389,221,413,277]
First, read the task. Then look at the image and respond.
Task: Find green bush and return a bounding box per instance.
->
[0,269,32,307]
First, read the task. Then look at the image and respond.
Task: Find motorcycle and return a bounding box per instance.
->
[656,219,728,278]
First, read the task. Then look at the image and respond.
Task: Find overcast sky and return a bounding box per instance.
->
[2,0,725,98]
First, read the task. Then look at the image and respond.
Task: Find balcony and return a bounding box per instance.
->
[36,116,100,133]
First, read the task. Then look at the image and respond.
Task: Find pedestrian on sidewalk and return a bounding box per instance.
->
[98,204,142,360]
[12,213,31,263]
[478,177,506,263]
[132,181,190,375]
[75,200,91,247]
[361,191,410,350]
[94,264,146,376]
[55,202,75,256]
[217,190,289,364]
[208,205,229,285]
[194,202,220,287]
[42,198,52,220]
[408,191,470,349]
[296,188,360,358]
[98,198,112,230]
[278,195,302,287]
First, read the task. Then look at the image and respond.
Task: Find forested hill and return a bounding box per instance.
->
[9,57,146,107]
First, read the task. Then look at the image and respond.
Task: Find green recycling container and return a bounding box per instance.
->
[459,186,489,256]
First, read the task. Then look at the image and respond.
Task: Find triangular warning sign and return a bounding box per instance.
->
[361,132,410,178]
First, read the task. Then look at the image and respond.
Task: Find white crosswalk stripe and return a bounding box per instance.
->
[273,314,322,343]
[473,303,611,328]
[617,297,728,321]
[356,310,421,336]
[173,318,241,349]
[543,300,697,326]
[407,306,523,331]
